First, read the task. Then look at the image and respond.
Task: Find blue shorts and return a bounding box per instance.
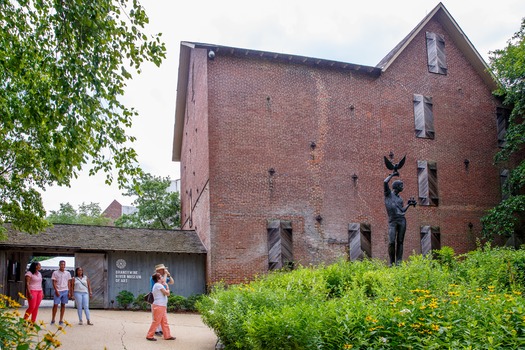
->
[54,290,69,305]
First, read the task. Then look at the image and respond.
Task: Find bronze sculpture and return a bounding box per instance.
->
[384,155,416,266]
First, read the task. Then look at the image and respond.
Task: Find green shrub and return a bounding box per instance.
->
[185,294,204,311]
[199,246,525,349]
[433,245,456,267]
[167,294,186,311]
[116,290,134,309]
[133,293,150,310]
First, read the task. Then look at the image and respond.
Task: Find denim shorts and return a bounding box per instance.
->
[53,290,69,305]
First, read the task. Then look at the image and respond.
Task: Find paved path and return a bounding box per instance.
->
[26,306,218,350]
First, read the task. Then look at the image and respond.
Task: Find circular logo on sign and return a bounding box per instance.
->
[116,259,126,269]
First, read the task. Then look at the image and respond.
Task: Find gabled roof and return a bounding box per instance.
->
[376,2,497,90]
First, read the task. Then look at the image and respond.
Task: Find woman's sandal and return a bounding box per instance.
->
[165,337,176,340]
[146,338,157,341]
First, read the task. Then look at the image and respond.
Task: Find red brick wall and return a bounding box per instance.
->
[181,18,502,285]
[179,48,213,284]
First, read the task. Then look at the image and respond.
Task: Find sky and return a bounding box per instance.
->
[40,0,525,212]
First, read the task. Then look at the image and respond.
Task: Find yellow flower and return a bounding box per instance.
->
[365,315,378,323]
[398,322,405,327]
[431,324,439,331]
[343,344,353,349]
[428,299,439,309]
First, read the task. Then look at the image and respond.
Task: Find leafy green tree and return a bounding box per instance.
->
[0,0,166,237]
[115,174,180,229]
[482,19,525,239]
[47,202,111,226]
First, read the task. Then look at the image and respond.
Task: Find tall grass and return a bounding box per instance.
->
[198,245,525,349]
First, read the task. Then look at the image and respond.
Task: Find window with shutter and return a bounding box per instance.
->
[417,160,439,206]
[348,223,371,261]
[420,226,441,256]
[500,169,510,200]
[426,32,447,75]
[413,94,434,139]
[496,107,510,148]
[267,220,293,270]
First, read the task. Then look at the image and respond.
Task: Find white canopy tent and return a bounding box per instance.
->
[29,256,75,270]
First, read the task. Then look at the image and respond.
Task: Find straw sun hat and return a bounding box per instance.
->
[155,264,168,271]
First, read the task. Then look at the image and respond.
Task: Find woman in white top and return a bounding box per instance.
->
[71,267,93,325]
[146,273,175,341]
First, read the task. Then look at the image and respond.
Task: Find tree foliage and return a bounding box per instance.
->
[115,173,180,229]
[482,18,525,238]
[0,0,166,237]
[47,202,111,226]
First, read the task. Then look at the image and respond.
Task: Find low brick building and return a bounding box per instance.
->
[172,3,506,285]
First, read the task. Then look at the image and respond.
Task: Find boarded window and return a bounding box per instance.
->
[414,94,434,139]
[420,226,441,256]
[418,160,439,206]
[501,169,510,200]
[348,223,371,261]
[426,32,447,75]
[496,107,510,148]
[267,220,293,271]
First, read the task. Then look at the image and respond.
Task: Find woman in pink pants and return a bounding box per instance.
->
[24,262,43,323]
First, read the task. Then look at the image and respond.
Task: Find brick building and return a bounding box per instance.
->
[172,3,505,285]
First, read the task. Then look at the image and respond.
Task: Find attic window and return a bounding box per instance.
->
[426,32,447,75]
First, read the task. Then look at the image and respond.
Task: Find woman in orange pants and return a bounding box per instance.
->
[146,273,175,341]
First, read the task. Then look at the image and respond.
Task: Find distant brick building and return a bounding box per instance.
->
[102,200,137,224]
[172,3,506,285]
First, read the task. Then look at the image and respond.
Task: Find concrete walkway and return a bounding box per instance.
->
[25,305,218,350]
